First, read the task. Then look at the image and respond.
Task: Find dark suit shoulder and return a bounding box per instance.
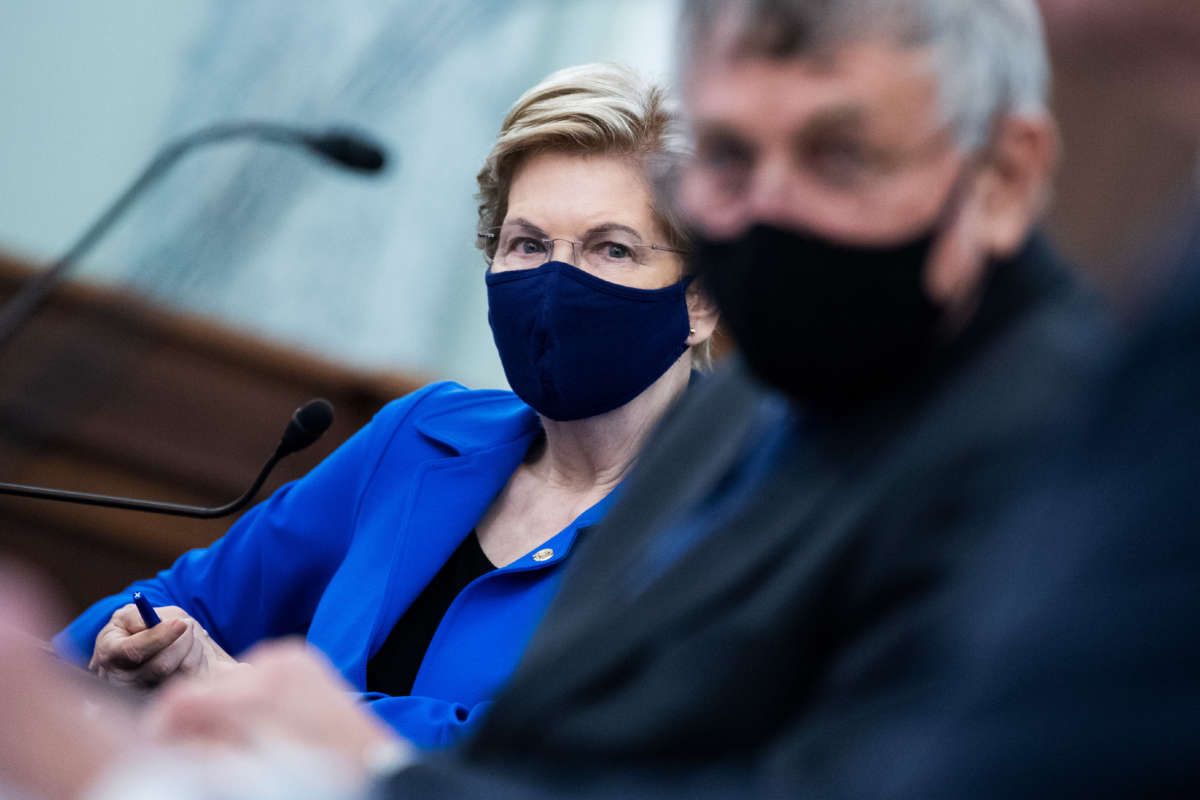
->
[606,361,771,528]
[867,235,1112,474]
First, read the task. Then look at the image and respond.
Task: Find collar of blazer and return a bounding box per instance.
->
[414,385,542,456]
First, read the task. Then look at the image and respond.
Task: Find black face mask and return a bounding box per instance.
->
[692,200,962,413]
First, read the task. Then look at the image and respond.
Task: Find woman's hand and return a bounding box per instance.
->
[90,604,242,689]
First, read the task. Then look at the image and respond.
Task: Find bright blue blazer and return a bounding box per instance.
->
[55,382,616,749]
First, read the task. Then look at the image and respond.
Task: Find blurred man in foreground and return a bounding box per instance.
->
[0,0,1131,797]
[848,1,1200,795]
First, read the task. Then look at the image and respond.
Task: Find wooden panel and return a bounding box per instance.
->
[1044,51,1199,312]
[0,252,426,614]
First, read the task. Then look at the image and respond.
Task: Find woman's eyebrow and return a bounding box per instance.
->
[583,223,645,242]
[505,217,549,236]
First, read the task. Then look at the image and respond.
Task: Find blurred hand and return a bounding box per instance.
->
[90,604,242,689]
[0,561,128,800]
[146,639,409,780]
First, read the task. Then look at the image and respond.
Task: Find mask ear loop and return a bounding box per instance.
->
[930,109,1009,236]
[925,110,1012,334]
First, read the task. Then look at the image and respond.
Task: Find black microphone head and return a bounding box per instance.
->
[306,130,388,173]
[277,398,335,457]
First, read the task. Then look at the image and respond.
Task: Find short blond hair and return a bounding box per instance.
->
[475,63,691,262]
[476,63,714,370]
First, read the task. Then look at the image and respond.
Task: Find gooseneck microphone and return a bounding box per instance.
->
[0,399,334,518]
[0,121,388,348]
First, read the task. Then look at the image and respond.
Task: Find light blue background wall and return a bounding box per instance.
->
[0,0,680,388]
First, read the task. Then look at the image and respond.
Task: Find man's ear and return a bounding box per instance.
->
[685,280,720,346]
[976,114,1060,257]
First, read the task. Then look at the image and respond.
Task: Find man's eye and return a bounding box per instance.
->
[697,134,753,171]
[806,139,874,183]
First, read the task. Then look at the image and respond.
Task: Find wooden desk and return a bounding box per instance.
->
[0,251,424,613]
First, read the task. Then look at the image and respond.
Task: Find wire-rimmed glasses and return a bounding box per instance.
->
[478,222,685,273]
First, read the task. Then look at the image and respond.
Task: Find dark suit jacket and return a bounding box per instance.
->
[838,219,1200,799]
[381,236,1111,798]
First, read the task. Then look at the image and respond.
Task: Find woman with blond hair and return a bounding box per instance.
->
[57,63,718,750]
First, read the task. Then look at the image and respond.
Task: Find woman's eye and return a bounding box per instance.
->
[512,237,545,255]
[606,242,632,260]
[589,241,637,264]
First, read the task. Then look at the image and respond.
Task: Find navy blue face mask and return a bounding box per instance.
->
[486,261,693,421]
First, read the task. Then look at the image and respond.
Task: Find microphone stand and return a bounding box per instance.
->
[0,399,334,519]
[0,450,286,519]
[0,121,387,349]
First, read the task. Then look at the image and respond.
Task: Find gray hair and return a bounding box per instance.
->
[676,0,1050,152]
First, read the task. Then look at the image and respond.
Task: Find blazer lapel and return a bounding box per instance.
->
[364,437,535,659]
[317,400,540,686]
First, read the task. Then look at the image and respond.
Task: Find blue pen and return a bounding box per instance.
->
[132,591,161,628]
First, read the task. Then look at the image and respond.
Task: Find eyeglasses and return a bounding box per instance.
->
[478,223,685,271]
[684,123,961,205]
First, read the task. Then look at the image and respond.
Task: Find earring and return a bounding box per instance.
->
[689,327,696,337]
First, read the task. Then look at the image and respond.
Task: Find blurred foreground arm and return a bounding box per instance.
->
[0,564,129,800]
[0,564,410,799]
[146,639,413,780]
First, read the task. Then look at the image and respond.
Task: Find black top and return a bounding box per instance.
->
[366,530,495,697]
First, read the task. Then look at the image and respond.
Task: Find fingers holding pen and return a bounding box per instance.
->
[91,601,244,689]
[128,619,205,684]
[90,603,189,684]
